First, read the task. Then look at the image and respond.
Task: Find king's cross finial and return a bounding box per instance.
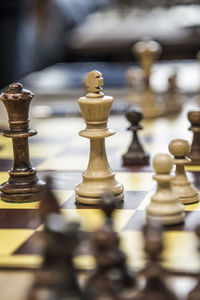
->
[85,70,104,97]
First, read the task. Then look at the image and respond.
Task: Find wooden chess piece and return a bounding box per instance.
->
[75,70,124,205]
[146,153,185,225]
[169,139,199,204]
[134,221,177,300]
[28,214,85,300]
[164,70,182,115]
[126,68,144,105]
[0,83,46,202]
[188,110,200,165]
[187,225,200,300]
[133,38,163,119]
[39,176,60,223]
[85,193,136,300]
[122,107,149,165]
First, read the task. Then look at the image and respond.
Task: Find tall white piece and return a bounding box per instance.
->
[75,70,124,205]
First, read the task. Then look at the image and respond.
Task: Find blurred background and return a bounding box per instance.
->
[1,0,200,99]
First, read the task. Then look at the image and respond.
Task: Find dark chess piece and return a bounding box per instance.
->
[122,108,149,165]
[0,83,46,202]
[28,214,85,300]
[39,176,60,223]
[187,225,200,300]
[134,221,177,300]
[85,192,136,300]
[188,110,200,165]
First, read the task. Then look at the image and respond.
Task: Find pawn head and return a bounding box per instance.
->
[188,110,200,127]
[153,153,173,174]
[126,107,143,125]
[168,139,191,157]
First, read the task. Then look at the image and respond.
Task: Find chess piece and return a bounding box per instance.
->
[146,153,185,225]
[169,139,199,204]
[75,71,124,205]
[164,70,182,115]
[0,83,46,202]
[28,214,85,300]
[188,110,200,165]
[122,107,149,165]
[133,38,163,118]
[187,225,200,300]
[134,221,177,300]
[39,176,60,223]
[85,193,136,300]
[126,68,144,105]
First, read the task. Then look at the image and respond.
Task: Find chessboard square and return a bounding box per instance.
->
[61,208,135,232]
[120,231,145,270]
[0,172,9,185]
[0,254,41,268]
[53,190,74,206]
[116,172,154,191]
[0,209,40,229]
[184,201,200,211]
[185,165,200,172]
[0,229,35,255]
[114,209,136,232]
[62,208,104,232]
[123,191,148,209]
[0,200,40,209]
[163,231,200,272]
[0,142,12,158]
[37,155,88,171]
[137,191,153,210]
[122,210,146,231]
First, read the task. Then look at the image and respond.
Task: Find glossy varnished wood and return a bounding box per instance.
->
[0,83,46,202]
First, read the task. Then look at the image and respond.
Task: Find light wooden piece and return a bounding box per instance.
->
[146,153,185,225]
[75,70,124,205]
[169,139,199,204]
[188,110,200,165]
[133,38,164,119]
[164,71,182,115]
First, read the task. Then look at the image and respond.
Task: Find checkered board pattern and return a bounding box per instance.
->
[0,104,200,274]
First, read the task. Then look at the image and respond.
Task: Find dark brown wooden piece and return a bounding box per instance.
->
[122,107,149,165]
[188,110,200,165]
[85,192,136,300]
[39,176,60,223]
[0,83,46,202]
[134,221,177,300]
[28,216,85,300]
[187,225,200,300]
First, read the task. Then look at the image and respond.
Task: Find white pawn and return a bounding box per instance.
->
[146,153,185,225]
[169,139,199,204]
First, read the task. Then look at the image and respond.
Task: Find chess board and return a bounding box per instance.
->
[1,98,200,285]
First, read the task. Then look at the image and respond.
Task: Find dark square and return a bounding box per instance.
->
[61,191,147,209]
[14,231,42,255]
[123,210,196,232]
[0,209,41,229]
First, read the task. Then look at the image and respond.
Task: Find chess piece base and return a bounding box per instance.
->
[172,183,200,204]
[123,152,149,165]
[75,169,124,205]
[147,212,185,226]
[0,179,46,203]
[76,191,124,205]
